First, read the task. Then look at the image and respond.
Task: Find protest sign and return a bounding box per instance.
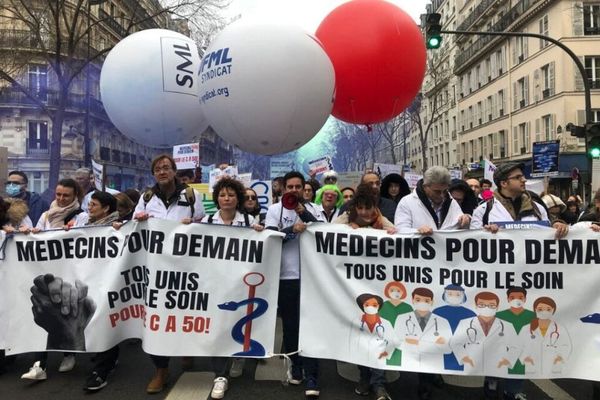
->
[300,224,600,381]
[308,156,333,175]
[173,143,200,170]
[3,220,282,357]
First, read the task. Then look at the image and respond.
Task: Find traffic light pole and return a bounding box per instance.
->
[441,29,594,194]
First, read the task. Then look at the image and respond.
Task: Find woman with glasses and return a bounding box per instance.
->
[243,188,265,225]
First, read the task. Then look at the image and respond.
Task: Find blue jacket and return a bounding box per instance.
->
[26,191,50,227]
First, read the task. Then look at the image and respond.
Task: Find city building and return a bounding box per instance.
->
[406,0,599,197]
[0,0,223,194]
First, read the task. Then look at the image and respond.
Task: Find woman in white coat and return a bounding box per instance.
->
[348,293,396,370]
[450,291,520,376]
[519,296,572,376]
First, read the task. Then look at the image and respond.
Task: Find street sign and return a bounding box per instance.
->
[531,140,560,178]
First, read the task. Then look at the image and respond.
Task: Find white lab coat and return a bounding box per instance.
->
[393,311,452,371]
[451,317,520,376]
[395,190,466,232]
[518,320,572,375]
[348,317,396,369]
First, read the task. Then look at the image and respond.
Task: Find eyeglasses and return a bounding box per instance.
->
[153,166,173,174]
[476,304,497,309]
[506,174,526,181]
[245,195,257,200]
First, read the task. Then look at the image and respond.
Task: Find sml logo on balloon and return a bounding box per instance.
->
[160,37,200,97]
[199,47,232,84]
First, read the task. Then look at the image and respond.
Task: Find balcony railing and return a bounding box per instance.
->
[457,0,504,32]
[454,0,541,72]
[25,139,50,156]
[99,9,128,37]
[0,88,110,119]
[0,29,101,58]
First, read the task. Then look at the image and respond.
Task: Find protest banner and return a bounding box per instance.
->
[270,155,295,179]
[250,180,272,214]
[299,224,600,381]
[209,166,239,189]
[2,220,282,357]
[374,163,402,178]
[308,156,333,175]
[404,172,423,189]
[172,143,200,170]
[189,183,216,215]
[91,159,104,191]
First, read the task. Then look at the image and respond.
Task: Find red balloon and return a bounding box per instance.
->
[316,0,426,125]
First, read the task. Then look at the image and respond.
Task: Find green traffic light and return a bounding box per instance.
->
[427,36,441,49]
[590,147,600,158]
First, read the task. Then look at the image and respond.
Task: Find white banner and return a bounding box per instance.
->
[404,172,423,189]
[209,166,239,189]
[91,159,104,191]
[308,156,333,175]
[2,220,282,357]
[173,143,200,170]
[299,224,600,381]
[250,180,272,214]
[374,163,402,178]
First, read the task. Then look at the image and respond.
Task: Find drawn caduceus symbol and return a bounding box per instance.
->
[242,272,265,352]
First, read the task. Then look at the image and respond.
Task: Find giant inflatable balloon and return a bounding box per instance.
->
[198,23,335,155]
[100,29,208,147]
[316,0,426,125]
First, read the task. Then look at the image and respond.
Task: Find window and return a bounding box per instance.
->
[585,56,600,88]
[28,121,48,149]
[520,123,530,153]
[498,90,505,115]
[584,5,600,35]
[539,15,549,48]
[542,114,553,141]
[486,96,493,121]
[28,65,47,101]
[517,77,528,108]
[540,63,555,97]
[514,37,528,64]
[30,171,48,194]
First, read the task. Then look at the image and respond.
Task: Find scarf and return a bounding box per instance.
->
[87,211,120,226]
[45,199,80,228]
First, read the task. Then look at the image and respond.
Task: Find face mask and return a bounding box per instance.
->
[478,307,497,318]
[364,306,378,315]
[446,294,463,305]
[390,291,403,300]
[5,183,21,197]
[414,302,432,312]
[536,310,553,320]
[509,299,524,308]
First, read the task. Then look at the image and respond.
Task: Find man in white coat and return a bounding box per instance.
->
[451,291,520,377]
[394,288,452,373]
[393,166,469,400]
[395,166,471,234]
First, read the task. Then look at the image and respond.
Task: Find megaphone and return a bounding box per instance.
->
[281,192,303,210]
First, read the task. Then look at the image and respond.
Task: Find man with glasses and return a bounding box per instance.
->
[470,162,567,400]
[5,170,48,226]
[471,162,568,238]
[132,154,205,394]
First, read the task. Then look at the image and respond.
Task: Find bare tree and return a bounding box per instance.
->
[0,0,226,196]
[409,55,450,172]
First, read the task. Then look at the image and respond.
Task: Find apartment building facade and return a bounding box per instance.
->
[408,0,600,195]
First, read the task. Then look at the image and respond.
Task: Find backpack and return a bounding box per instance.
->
[143,187,196,218]
[482,197,542,225]
[207,212,251,226]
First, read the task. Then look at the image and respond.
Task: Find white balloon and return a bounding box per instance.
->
[100,29,208,147]
[198,22,335,155]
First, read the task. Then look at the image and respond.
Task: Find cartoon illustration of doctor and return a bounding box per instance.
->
[433,284,476,371]
[450,291,520,375]
[379,281,413,366]
[348,293,396,369]
[393,287,452,371]
[518,296,572,375]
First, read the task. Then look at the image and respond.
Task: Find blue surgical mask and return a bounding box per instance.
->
[5,183,21,197]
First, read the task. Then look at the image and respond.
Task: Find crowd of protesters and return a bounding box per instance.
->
[0,156,599,400]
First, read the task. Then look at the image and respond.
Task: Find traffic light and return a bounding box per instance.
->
[424,13,443,49]
[586,123,600,158]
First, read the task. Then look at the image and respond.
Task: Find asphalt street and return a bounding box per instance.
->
[0,338,597,400]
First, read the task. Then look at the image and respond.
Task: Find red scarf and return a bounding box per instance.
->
[361,314,382,333]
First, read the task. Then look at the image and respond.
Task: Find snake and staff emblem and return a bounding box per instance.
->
[217,272,268,356]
